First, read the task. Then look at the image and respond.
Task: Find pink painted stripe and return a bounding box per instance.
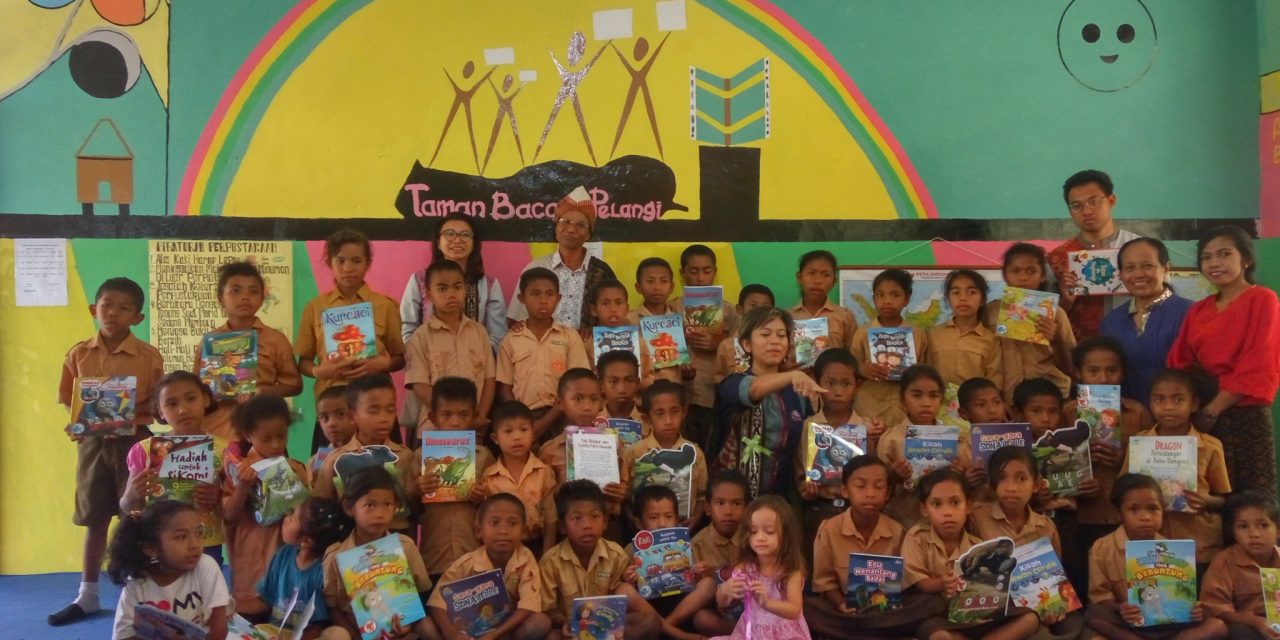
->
[175,0,321,214]
[748,0,938,219]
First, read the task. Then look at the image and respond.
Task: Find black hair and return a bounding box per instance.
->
[706,469,749,502]
[107,500,199,585]
[587,278,629,306]
[841,454,890,485]
[1225,491,1280,536]
[477,492,527,523]
[153,371,217,424]
[1110,473,1164,509]
[95,276,145,311]
[640,379,684,413]
[342,466,400,507]
[944,269,989,309]
[1149,368,1203,403]
[898,364,944,398]
[738,284,775,307]
[1012,377,1062,410]
[680,244,717,268]
[557,367,600,397]
[216,261,265,297]
[957,377,999,411]
[987,446,1038,486]
[917,468,970,503]
[813,348,857,381]
[1062,169,1114,204]
[556,479,607,521]
[424,259,465,285]
[596,350,640,379]
[872,268,913,299]
[343,373,396,409]
[1002,243,1049,290]
[296,497,352,551]
[635,257,674,282]
[431,376,478,413]
[324,228,371,262]
[432,212,486,283]
[1072,335,1128,378]
[316,385,349,407]
[519,267,559,293]
[631,484,679,520]
[490,400,534,428]
[232,393,291,442]
[798,250,838,272]
[1117,237,1171,271]
[1197,225,1257,284]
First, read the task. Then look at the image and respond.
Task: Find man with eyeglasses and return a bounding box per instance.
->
[1048,169,1139,341]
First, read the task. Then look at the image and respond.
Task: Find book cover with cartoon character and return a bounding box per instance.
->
[337,533,427,640]
[948,536,1016,624]
[199,330,259,400]
[1077,385,1123,449]
[571,595,627,640]
[1125,540,1196,626]
[867,326,917,380]
[639,313,691,369]
[1069,249,1123,295]
[1127,436,1198,513]
[149,435,221,546]
[631,443,698,520]
[1261,568,1280,631]
[632,527,695,599]
[903,425,959,489]
[333,445,410,519]
[66,375,137,438]
[970,423,1032,469]
[438,568,513,637]
[322,302,377,361]
[1032,420,1094,497]
[681,286,724,333]
[1009,537,1081,619]
[593,326,641,365]
[420,431,476,504]
[605,418,645,448]
[804,421,868,486]
[251,456,309,525]
[846,553,904,612]
[793,317,829,369]
[995,287,1059,346]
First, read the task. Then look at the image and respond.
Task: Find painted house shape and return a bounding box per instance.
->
[76,118,133,215]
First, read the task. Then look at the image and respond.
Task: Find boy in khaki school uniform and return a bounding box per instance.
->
[678,245,739,452]
[627,257,686,388]
[793,250,858,351]
[481,401,560,555]
[50,278,166,626]
[535,369,629,526]
[623,380,709,528]
[926,316,1004,391]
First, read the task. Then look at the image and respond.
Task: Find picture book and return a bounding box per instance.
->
[565,425,620,487]
[571,595,627,640]
[793,317,829,369]
[322,302,377,361]
[1069,249,1124,295]
[332,445,409,519]
[903,425,960,488]
[940,383,972,434]
[605,418,645,448]
[150,434,221,547]
[632,527,696,599]
[1077,384,1123,449]
[134,603,208,640]
[1125,540,1196,626]
[948,537,1016,624]
[631,443,698,519]
[593,326,641,365]
[420,431,477,504]
[846,554,904,612]
[1009,537,1081,619]
[199,330,258,400]
[995,287,1059,346]
[312,446,333,475]
[438,569,513,637]
[1031,420,1094,497]
[257,586,317,640]
[639,313,691,369]
[970,423,1032,468]
[66,375,137,438]
[1261,568,1280,631]
[867,326,917,380]
[804,421,868,486]
[682,286,725,334]
[1128,436,1198,513]
[336,533,427,640]
[251,457,309,525]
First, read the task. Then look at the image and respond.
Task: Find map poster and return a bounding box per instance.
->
[840,267,1005,329]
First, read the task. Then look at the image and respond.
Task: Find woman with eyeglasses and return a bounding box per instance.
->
[399,212,508,349]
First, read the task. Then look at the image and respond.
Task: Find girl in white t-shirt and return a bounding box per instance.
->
[110,500,231,640]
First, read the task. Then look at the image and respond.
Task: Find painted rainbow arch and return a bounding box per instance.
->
[176,0,938,219]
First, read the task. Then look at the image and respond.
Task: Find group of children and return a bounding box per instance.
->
[52,226,1278,640]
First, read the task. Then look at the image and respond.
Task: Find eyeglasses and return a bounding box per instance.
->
[1068,195,1108,214]
[440,230,474,241]
[556,219,589,231]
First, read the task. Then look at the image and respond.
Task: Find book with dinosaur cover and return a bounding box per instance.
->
[571,595,627,640]
[804,422,868,486]
[793,317,829,369]
[640,313,691,369]
[1009,537,1081,619]
[682,286,724,334]
[420,431,477,504]
[336,533,427,640]
[846,554,904,612]
[867,326,917,380]
[995,287,1059,346]
[592,326,641,365]
[1125,540,1196,626]
[322,302,376,361]
[948,537,1016,624]
[66,375,137,438]
[251,456,310,525]
[903,425,959,489]
[1128,436,1198,513]
[970,423,1032,469]
[632,527,696,599]
[1077,384,1123,449]
[199,330,259,400]
[438,569,513,637]
[631,443,698,519]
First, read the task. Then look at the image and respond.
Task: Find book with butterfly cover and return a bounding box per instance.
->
[438,569,514,637]
[994,287,1059,346]
[867,326,917,380]
[322,302,377,361]
[199,330,259,400]
[593,326,641,365]
[337,533,427,640]
[66,375,137,438]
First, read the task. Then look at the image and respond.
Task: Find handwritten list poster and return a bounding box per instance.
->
[147,240,293,372]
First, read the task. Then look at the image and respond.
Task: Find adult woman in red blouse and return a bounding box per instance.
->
[1168,225,1280,497]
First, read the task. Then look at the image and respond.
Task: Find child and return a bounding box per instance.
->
[1201,492,1280,640]
[222,394,311,617]
[904,469,1040,640]
[120,371,226,561]
[1122,369,1232,566]
[322,467,439,640]
[535,369,628,515]
[497,267,591,442]
[984,243,1076,403]
[798,348,886,549]
[805,455,919,639]
[715,284,775,384]
[624,380,710,528]
[792,250,857,350]
[851,268,931,426]
[51,276,166,627]
[404,260,496,441]
[257,497,351,637]
[108,501,232,640]
[310,386,355,476]
[417,377,494,580]
[876,365,972,527]
[539,480,663,640]
[968,446,1062,554]
[623,485,707,640]
[196,261,303,441]
[312,374,420,532]
[628,257,686,387]
[928,269,1003,391]
[957,377,1008,425]
[480,401,559,554]
[680,244,740,454]
[597,350,646,428]
[713,494,811,638]
[1084,473,1227,640]
[581,278,632,363]
[296,228,406,402]
[427,493,552,640]
[687,471,749,637]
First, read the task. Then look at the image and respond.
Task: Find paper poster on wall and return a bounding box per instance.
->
[147,241,293,373]
[14,238,68,307]
[840,267,1005,329]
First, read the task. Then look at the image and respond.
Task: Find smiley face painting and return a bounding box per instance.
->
[1057,0,1157,92]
